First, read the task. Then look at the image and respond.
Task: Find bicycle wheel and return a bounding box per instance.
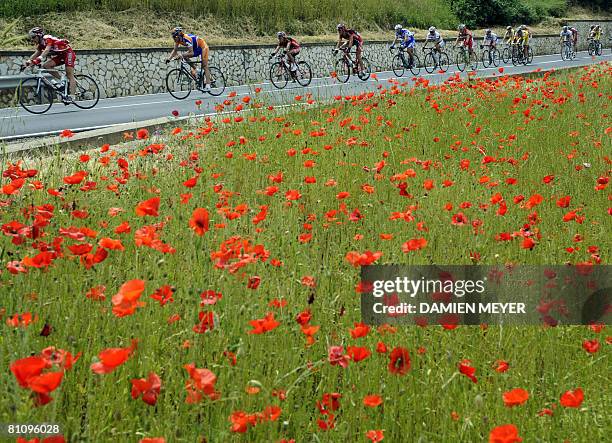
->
[391,54,405,77]
[512,47,521,65]
[166,68,193,100]
[491,49,501,67]
[270,62,289,89]
[358,57,371,81]
[18,77,54,114]
[456,51,467,72]
[72,74,100,109]
[334,59,350,83]
[409,54,421,76]
[468,52,478,71]
[482,50,491,68]
[424,52,436,73]
[438,52,450,73]
[526,47,533,64]
[207,67,226,96]
[502,47,511,64]
[588,42,595,56]
[295,61,312,87]
[596,42,602,56]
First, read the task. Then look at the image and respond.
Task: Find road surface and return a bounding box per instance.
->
[1,51,609,142]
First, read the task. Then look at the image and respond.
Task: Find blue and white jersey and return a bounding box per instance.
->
[396,28,416,48]
[560,29,572,41]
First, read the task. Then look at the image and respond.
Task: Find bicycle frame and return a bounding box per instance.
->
[26,67,69,98]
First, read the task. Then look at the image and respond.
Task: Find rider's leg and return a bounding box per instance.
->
[407,47,414,66]
[42,59,60,80]
[201,45,211,86]
[65,65,76,96]
[356,44,363,72]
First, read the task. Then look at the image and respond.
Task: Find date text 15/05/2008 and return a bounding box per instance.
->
[372,302,527,315]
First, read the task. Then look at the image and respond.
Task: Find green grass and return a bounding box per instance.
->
[0,65,610,442]
[0,0,457,33]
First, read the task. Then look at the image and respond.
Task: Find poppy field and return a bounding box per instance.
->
[1,64,610,443]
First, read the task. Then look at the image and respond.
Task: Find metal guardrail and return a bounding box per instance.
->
[0,73,54,90]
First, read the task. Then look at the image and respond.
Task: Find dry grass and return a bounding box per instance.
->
[1,8,609,50]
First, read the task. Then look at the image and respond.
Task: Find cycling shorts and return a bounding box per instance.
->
[51,49,76,68]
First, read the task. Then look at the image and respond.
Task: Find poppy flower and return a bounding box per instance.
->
[366,430,384,442]
[560,388,584,408]
[135,197,160,217]
[502,388,529,407]
[248,312,280,334]
[131,372,161,406]
[489,424,522,443]
[363,394,383,408]
[91,339,137,374]
[388,347,410,375]
[458,359,477,383]
[189,208,210,236]
[111,279,146,318]
[184,364,219,403]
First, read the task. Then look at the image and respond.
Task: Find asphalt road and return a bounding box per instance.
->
[1,51,609,141]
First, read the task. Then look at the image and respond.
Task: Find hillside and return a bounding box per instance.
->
[0,1,609,50]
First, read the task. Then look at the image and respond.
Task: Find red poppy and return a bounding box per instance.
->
[248,312,280,334]
[131,372,161,406]
[388,347,410,375]
[502,388,529,407]
[458,359,477,383]
[489,424,522,443]
[91,339,137,374]
[363,394,383,408]
[560,387,584,408]
[189,208,210,236]
[135,197,160,217]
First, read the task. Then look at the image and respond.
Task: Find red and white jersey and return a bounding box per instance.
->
[38,35,72,53]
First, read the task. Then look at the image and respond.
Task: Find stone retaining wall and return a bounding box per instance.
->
[1,19,609,107]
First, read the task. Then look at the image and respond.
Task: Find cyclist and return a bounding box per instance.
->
[270,32,301,71]
[166,27,211,92]
[335,24,363,73]
[503,26,515,45]
[424,26,445,53]
[482,29,498,49]
[23,27,76,104]
[569,26,578,52]
[455,24,476,61]
[390,24,416,67]
[517,25,530,60]
[560,25,573,53]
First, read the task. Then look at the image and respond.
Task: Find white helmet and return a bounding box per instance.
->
[394,24,402,31]
[506,26,512,30]
[458,24,466,31]
[337,23,345,31]
[485,29,491,34]
[28,27,44,39]
[428,26,436,33]
[563,25,568,31]
[277,31,286,38]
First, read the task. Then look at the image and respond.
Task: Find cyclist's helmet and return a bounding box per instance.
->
[171,27,183,38]
[277,31,286,38]
[394,24,402,32]
[458,24,466,31]
[428,26,436,33]
[28,27,44,40]
[485,29,491,35]
[337,23,345,31]
[562,26,568,31]
[506,26,512,30]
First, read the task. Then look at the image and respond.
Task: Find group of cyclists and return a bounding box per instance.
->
[19,21,608,103]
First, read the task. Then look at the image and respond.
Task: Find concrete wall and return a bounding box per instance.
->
[0,19,609,107]
[566,19,611,50]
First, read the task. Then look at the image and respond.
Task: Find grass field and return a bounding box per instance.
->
[0,65,610,442]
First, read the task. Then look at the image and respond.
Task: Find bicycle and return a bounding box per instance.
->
[18,66,100,115]
[511,42,533,65]
[268,52,312,89]
[422,46,449,74]
[587,38,603,56]
[166,58,226,99]
[480,44,500,68]
[333,47,372,83]
[560,40,576,61]
[501,42,513,64]
[455,43,478,72]
[389,45,421,77]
